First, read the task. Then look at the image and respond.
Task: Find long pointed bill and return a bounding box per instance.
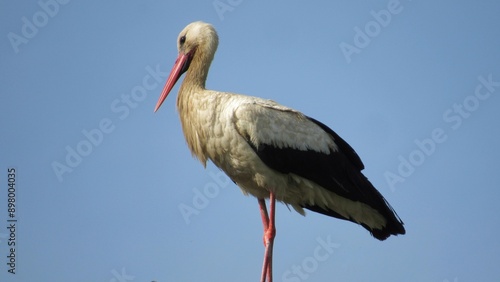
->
[154,53,189,112]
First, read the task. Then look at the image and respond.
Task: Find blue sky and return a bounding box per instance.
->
[1,1,500,281]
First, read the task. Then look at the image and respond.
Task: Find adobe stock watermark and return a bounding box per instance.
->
[178,169,231,224]
[109,267,134,282]
[213,0,243,21]
[7,0,71,54]
[385,74,499,191]
[339,0,409,64]
[51,64,168,182]
[281,235,340,282]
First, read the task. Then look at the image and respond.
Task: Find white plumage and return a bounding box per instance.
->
[154,21,405,282]
[182,93,386,229]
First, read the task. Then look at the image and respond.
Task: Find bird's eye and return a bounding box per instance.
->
[179,35,186,45]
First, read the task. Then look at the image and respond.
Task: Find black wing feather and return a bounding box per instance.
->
[244,115,405,240]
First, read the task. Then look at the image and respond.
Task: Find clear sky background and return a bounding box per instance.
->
[1,1,500,281]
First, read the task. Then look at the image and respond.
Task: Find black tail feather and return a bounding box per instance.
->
[304,203,405,240]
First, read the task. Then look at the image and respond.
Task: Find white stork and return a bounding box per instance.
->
[154,21,405,282]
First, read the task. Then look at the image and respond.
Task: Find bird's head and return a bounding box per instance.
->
[154,21,219,112]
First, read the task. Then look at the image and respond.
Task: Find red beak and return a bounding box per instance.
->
[154,52,190,112]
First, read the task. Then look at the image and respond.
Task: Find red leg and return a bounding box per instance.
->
[258,193,276,282]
